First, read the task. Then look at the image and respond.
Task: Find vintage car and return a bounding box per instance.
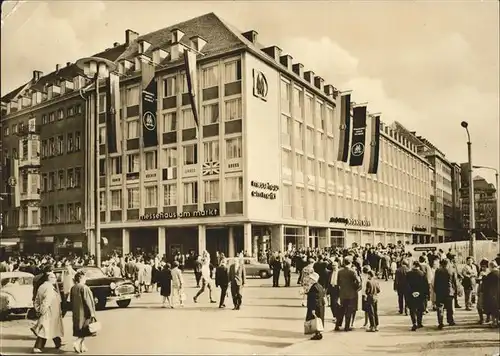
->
[226,257,273,279]
[0,271,35,320]
[53,266,139,310]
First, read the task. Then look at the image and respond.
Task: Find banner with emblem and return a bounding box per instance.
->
[141,60,158,147]
[349,105,367,167]
[368,115,381,174]
[106,73,122,154]
[337,93,351,163]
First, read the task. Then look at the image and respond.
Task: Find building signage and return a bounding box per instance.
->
[414,246,437,252]
[250,180,279,200]
[140,208,219,221]
[7,176,16,187]
[253,69,268,101]
[412,225,427,232]
[329,217,371,227]
[349,105,367,167]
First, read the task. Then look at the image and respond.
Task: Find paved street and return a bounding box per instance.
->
[1,273,498,355]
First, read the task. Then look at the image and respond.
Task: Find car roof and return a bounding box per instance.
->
[0,271,34,279]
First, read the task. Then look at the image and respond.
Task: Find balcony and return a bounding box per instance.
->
[16,124,41,136]
[19,155,41,168]
[18,224,41,231]
[20,190,41,201]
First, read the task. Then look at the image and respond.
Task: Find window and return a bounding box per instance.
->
[48,138,55,156]
[183,144,197,165]
[67,204,74,222]
[67,169,74,188]
[22,140,28,159]
[32,210,39,226]
[99,159,106,176]
[67,133,74,153]
[204,180,219,202]
[319,162,325,178]
[202,66,219,88]
[22,208,28,227]
[326,106,334,133]
[74,168,81,187]
[282,149,292,169]
[224,60,241,83]
[99,126,106,144]
[296,154,304,173]
[75,132,81,151]
[307,158,315,175]
[180,73,189,93]
[100,191,106,211]
[12,124,18,134]
[3,126,9,137]
[281,80,291,114]
[21,174,28,193]
[145,151,157,170]
[127,154,139,173]
[42,174,48,192]
[226,137,242,159]
[283,185,292,217]
[163,77,176,97]
[294,121,304,150]
[316,101,325,130]
[127,188,139,209]
[225,98,242,121]
[126,86,139,106]
[48,172,55,191]
[48,206,55,224]
[57,135,64,155]
[145,186,158,207]
[306,128,315,154]
[293,86,303,119]
[58,170,65,189]
[281,115,291,146]
[30,174,38,194]
[75,203,82,221]
[40,140,46,158]
[182,109,195,129]
[111,190,122,210]
[110,157,121,175]
[127,120,139,139]
[305,94,314,125]
[49,112,55,122]
[203,103,219,125]
[41,207,48,224]
[163,112,177,132]
[76,104,82,114]
[98,93,106,113]
[225,176,243,201]
[164,148,177,167]
[183,182,198,204]
[163,184,176,206]
[42,115,48,125]
[58,109,64,120]
[67,106,75,117]
[204,141,219,162]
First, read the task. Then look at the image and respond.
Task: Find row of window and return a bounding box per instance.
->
[40,104,83,125]
[41,132,81,158]
[40,168,82,192]
[100,177,244,210]
[40,203,82,224]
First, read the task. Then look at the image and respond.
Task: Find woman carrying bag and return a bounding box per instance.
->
[304,272,326,340]
[70,270,98,353]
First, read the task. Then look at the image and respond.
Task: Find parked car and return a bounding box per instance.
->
[53,266,139,310]
[0,271,35,320]
[226,257,273,279]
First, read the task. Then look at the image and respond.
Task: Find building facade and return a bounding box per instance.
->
[2,13,433,258]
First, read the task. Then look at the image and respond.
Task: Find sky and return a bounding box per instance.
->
[1,0,499,184]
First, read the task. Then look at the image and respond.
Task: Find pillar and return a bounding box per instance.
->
[270,224,284,252]
[243,222,252,257]
[158,227,166,258]
[122,228,130,255]
[304,226,310,248]
[228,226,235,257]
[198,225,206,255]
[87,230,95,256]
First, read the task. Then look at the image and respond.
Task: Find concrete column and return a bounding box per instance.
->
[304,226,310,248]
[198,225,206,255]
[158,227,166,257]
[87,230,95,256]
[122,229,130,255]
[243,223,252,257]
[271,224,284,252]
[228,226,235,257]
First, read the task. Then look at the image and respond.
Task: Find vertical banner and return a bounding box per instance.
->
[13,159,20,208]
[349,105,367,167]
[141,60,158,147]
[106,73,122,154]
[337,93,351,162]
[368,115,381,174]
[183,49,200,130]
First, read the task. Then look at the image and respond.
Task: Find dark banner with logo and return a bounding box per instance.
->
[141,60,158,148]
[368,115,381,174]
[106,73,122,154]
[349,105,367,167]
[337,93,351,162]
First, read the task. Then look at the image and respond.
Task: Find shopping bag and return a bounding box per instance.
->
[304,317,324,335]
[85,317,101,336]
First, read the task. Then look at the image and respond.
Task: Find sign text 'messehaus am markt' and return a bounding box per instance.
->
[140,209,219,221]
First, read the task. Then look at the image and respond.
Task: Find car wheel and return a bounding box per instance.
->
[116,299,131,308]
[95,296,107,310]
[259,270,268,279]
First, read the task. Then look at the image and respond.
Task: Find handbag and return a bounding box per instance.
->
[87,317,101,334]
[304,317,324,335]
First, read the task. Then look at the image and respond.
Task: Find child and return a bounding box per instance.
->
[365,270,381,332]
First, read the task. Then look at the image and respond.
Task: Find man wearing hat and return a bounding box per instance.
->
[328,260,340,321]
[335,257,360,332]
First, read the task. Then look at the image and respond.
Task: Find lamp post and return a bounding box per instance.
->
[76,57,116,268]
[461,121,475,259]
[472,165,500,240]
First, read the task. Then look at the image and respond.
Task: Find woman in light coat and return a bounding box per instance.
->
[170,261,184,307]
[301,258,316,306]
[31,272,64,353]
[142,261,153,293]
[70,270,97,353]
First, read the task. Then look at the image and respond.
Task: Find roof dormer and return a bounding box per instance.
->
[262,45,282,62]
[304,71,315,85]
[171,28,185,44]
[152,48,169,65]
[138,40,151,54]
[292,63,304,77]
[314,76,324,91]
[279,54,293,71]
[190,35,207,52]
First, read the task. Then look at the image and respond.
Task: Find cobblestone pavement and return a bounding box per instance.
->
[1,274,497,355]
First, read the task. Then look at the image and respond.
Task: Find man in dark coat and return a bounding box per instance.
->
[194,256,203,288]
[313,256,330,290]
[305,272,326,340]
[270,253,282,287]
[282,255,292,287]
[394,260,410,315]
[334,258,360,332]
[215,259,229,308]
[406,261,429,331]
[228,256,246,310]
[434,259,458,329]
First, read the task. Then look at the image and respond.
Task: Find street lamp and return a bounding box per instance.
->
[461,121,475,259]
[472,165,500,240]
[76,57,116,268]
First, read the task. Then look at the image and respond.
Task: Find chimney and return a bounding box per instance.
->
[314,76,325,91]
[279,54,293,70]
[125,29,139,45]
[190,35,207,52]
[32,70,43,83]
[56,64,61,72]
[304,70,315,84]
[324,84,334,96]
[241,30,258,45]
[262,45,282,62]
[66,62,71,67]
[292,63,304,77]
[113,42,120,47]
[171,28,185,44]
[169,43,186,61]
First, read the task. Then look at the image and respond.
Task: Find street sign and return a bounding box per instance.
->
[414,246,437,252]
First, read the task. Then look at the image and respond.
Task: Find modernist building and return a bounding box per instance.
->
[2,13,434,258]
